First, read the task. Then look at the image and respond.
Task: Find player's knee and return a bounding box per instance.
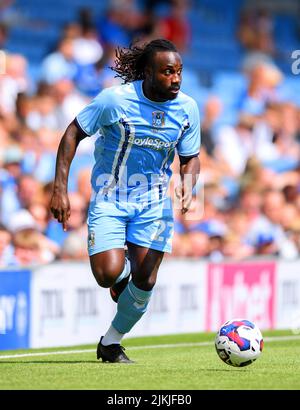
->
[91,265,121,288]
[133,276,156,291]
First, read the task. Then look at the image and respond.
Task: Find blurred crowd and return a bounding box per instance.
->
[1,0,300,267]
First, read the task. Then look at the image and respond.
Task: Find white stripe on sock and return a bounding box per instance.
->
[115,257,131,284]
[101,325,124,346]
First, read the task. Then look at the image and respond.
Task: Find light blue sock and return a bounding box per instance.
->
[112,280,153,334]
[115,257,131,284]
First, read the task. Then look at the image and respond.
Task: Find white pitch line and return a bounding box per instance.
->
[0,335,299,360]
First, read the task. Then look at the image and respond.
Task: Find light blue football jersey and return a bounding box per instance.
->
[76,80,200,205]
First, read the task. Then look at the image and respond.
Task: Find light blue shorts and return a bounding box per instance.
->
[87,199,174,255]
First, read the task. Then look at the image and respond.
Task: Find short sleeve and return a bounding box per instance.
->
[75,88,122,136]
[176,99,201,157]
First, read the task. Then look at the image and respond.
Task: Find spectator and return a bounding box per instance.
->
[25,95,59,131]
[21,127,58,184]
[0,0,25,27]
[282,184,299,203]
[253,102,282,163]
[0,223,14,266]
[223,211,254,259]
[52,78,88,130]
[237,185,273,249]
[40,38,77,84]
[1,0,300,265]
[263,189,285,225]
[15,93,33,124]
[12,230,44,266]
[214,114,256,177]
[156,0,191,52]
[254,232,278,256]
[0,53,29,115]
[169,204,189,257]
[1,144,23,181]
[72,27,103,67]
[96,1,134,50]
[280,203,299,232]
[42,181,55,209]
[60,230,88,261]
[63,15,104,67]
[185,231,209,258]
[238,62,282,115]
[239,157,274,192]
[8,209,57,264]
[201,96,223,157]
[0,145,23,223]
[77,167,92,205]
[17,174,43,210]
[46,192,87,248]
[74,51,121,97]
[0,22,8,48]
[252,117,300,184]
[28,202,50,233]
[238,8,275,59]
[287,219,300,256]
[261,189,299,259]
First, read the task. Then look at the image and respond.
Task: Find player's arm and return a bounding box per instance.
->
[176,154,200,214]
[175,98,201,213]
[50,120,87,231]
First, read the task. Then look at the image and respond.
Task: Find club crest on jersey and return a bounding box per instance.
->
[152,111,165,128]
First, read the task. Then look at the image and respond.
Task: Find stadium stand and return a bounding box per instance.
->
[1,0,300,266]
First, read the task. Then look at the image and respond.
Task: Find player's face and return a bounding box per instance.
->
[144,51,183,101]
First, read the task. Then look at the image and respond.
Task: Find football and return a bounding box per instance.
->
[215,319,264,367]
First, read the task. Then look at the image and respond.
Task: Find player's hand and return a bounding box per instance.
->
[175,184,193,214]
[50,191,71,231]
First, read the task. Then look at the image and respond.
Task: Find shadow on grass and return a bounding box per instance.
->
[0,361,233,370]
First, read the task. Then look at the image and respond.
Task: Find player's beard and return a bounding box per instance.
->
[151,82,180,101]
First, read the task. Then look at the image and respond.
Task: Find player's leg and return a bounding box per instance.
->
[98,201,173,363]
[87,203,131,290]
[110,243,164,333]
[109,247,131,302]
[92,246,135,364]
[88,202,135,363]
[89,249,129,288]
[128,242,164,290]
[98,244,164,363]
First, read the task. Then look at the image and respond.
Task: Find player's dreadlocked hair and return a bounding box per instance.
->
[111,39,178,84]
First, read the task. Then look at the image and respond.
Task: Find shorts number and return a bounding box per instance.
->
[151,221,174,242]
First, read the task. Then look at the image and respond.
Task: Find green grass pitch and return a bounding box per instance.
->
[0,330,299,390]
